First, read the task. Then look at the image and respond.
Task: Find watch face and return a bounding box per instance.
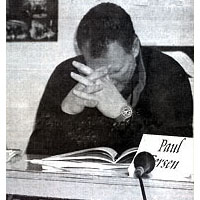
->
[122,106,132,118]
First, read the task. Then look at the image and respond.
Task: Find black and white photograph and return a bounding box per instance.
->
[6,0,194,199]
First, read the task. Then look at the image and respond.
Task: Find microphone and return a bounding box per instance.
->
[134,151,155,178]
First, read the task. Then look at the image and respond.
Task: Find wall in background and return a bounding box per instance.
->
[6,0,193,151]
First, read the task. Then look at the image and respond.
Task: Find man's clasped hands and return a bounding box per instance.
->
[61,61,127,119]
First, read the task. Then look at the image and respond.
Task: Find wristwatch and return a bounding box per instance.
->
[115,105,133,123]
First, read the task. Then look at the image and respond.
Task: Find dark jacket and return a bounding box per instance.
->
[26,47,193,155]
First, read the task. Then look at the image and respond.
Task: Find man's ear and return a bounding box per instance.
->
[132,37,140,58]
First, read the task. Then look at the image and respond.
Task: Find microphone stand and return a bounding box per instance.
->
[134,151,156,200]
[138,176,147,200]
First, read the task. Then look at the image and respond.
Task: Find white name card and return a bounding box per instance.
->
[128,134,193,181]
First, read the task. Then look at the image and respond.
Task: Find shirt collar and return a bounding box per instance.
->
[121,49,146,107]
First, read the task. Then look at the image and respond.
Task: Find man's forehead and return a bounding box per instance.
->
[82,41,127,63]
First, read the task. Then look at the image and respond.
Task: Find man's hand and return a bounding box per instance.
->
[71,64,127,118]
[61,62,108,114]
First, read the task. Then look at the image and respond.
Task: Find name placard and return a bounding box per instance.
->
[128,134,193,181]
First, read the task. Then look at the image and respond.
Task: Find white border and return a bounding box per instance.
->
[194,0,200,200]
[0,0,6,199]
[2,1,198,199]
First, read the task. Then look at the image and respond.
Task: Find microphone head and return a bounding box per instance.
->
[134,151,155,177]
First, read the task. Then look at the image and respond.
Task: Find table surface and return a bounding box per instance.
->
[6,154,194,200]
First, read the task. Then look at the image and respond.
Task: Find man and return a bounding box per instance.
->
[26,3,193,156]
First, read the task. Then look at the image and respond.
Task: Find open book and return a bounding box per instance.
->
[28,147,138,170]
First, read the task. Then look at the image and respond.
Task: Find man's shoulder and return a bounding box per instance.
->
[141,47,189,78]
[55,55,85,72]
[142,46,178,67]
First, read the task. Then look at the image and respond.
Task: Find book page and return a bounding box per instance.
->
[115,147,138,163]
[43,147,118,162]
[28,159,130,170]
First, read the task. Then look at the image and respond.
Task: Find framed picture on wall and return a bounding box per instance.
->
[6,0,58,41]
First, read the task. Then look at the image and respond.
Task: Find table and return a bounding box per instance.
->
[6,154,193,200]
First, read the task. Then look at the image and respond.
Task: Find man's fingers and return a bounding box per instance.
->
[74,94,98,107]
[71,72,94,86]
[88,67,108,81]
[74,83,85,91]
[72,61,108,81]
[73,89,96,101]
[72,61,93,75]
[75,82,103,94]
[84,84,103,94]
[83,99,98,108]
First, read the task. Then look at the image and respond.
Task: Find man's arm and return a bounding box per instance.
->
[26,60,85,155]
[127,57,193,138]
[26,59,110,155]
[150,63,193,137]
